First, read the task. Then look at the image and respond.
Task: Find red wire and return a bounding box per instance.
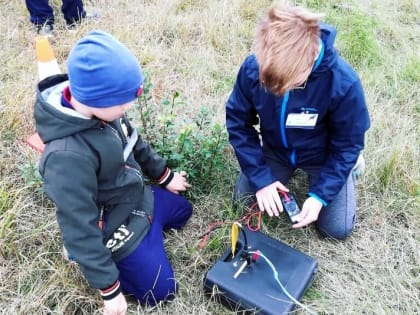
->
[199,202,262,249]
[199,190,291,249]
[239,201,261,231]
[277,189,290,201]
[199,221,227,249]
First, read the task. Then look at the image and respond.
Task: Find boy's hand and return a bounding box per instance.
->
[166,171,191,194]
[255,181,289,216]
[292,196,322,228]
[103,292,127,315]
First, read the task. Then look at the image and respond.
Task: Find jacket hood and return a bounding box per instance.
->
[34,74,102,143]
[313,23,338,75]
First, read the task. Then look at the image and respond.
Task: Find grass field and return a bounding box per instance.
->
[0,0,419,314]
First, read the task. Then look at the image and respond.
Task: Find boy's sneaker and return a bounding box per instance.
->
[67,23,78,34]
[352,154,366,182]
[36,24,53,38]
[62,245,77,264]
[85,12,101,20]
[67,12,100,33]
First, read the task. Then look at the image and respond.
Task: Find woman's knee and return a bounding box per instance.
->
[232,173,256,208]
[316,219,355,240]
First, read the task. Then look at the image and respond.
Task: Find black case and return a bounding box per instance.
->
[203,228,317,314]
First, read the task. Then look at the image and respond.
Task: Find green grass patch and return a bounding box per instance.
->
[1,0,419,314]
[330,9,381,67]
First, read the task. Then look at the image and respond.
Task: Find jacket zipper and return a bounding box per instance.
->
[125,164,143,184]
[279,91,296,166]
[106,122,142,182]
[279,92,289,150]
[278,40,325,167]
[106,124,124,146]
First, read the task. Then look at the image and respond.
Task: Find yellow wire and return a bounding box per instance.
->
[231,222,239,258]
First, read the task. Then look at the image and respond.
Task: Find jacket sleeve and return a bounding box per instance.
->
[309,79,370,204]
[132,132,168,181]
[226,56,276,192]
[40,149,119,290]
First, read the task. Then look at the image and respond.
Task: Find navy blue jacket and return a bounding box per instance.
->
[226,24,370,205]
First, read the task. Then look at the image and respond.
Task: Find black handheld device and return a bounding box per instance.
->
[279,192,301,224]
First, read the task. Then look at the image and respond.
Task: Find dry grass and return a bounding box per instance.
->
[0,0,419,314]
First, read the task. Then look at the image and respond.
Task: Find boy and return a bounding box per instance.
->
[226,2,370,240]
[34,31,192,314]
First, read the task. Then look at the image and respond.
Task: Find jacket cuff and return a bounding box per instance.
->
[308,192,328,207]
[99,280,121,300]
[157,167,174,187]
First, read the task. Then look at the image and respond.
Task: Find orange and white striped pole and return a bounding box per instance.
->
[27,36,62,152]
[35,35,62,80]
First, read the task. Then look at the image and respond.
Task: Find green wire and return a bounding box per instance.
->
[248,250,317,315]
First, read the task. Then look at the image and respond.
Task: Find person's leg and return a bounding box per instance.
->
[233,147,294,206]
[232,172,255,206]
[151,186,192,230]
[116,186,191,305]
[304,166,356,240]
[61,0,86,26]
[25,0,54,27]
[116,222,176,306]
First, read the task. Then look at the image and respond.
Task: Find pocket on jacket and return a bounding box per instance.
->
[105,209,151,261]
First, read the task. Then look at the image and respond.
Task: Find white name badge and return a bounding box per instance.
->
[285,113,318,129]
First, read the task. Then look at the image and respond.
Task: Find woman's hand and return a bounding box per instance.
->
[103,292,127,315]
[292,196,323,228]
[255,181,289,216]
[165,171,191,194]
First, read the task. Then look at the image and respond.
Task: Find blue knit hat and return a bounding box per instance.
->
[67,30,144,108]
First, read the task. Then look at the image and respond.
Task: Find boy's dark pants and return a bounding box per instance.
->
[116,186,192,306]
